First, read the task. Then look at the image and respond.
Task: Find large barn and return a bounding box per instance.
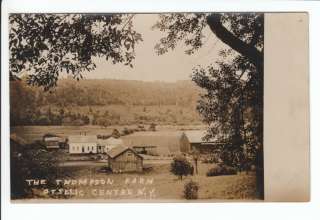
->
[106,146,143,173]
[179,130,222,154]
[68,135,98,154]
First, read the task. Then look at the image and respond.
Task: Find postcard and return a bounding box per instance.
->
[7,12,309,202]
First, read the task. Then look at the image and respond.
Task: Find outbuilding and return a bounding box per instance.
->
[44,136,61,149]
[106,146,143,173]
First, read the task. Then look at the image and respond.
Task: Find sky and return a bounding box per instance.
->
[82,14,228,82]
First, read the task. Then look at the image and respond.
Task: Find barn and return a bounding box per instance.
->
[106,146,143,173]
[68,135,98,154]
[179,130,222,154]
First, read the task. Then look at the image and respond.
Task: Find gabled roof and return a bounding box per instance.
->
[182,130,217,143]
[68,135,97,143]
[106,146,142,159]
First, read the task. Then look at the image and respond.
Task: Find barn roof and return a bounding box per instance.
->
[106,146,142,159]
[68,135,97,143]
[182,130,217,143]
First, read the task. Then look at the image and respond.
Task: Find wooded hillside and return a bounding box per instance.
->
[10,78,203,126]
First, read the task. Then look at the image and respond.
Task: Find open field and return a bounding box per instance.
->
[25,162,258,201]
[11,125,259,201]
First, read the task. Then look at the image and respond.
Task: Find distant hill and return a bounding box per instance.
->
[10,78,204,126]
[37,79,202,107]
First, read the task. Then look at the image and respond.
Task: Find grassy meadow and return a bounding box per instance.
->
[28,162,258,201]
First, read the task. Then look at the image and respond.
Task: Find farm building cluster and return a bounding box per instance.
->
[36,130,223,157]
[42,132,157,173]
[11,129,223,173]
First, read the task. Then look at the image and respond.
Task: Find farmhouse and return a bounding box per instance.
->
[68,135,98,154]
[179,130,222,154]
[106,146,143,173]
[98,137,123,153]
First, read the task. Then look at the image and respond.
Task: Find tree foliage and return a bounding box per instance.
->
[9,14,143,90]
[154,13,264,197]
[111,129,121,138]
[11,140,59,199]
[170,155,193,180]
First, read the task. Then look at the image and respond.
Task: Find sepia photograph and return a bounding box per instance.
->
[9,12,265,201]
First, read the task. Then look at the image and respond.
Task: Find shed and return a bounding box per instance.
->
[44,136,61,149]
[106,146,143,173]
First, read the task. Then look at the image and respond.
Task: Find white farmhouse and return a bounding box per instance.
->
[68,135,98,154]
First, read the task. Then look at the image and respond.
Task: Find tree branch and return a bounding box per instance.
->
[206,14,263,71]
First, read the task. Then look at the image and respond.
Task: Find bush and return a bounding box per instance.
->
[122,127,130,135]
[183,180,199,200]
[170,155,193,180]
[11,141,59,199]
[112,129,121,138]
[148,123,157,131]
[206,165,237,177]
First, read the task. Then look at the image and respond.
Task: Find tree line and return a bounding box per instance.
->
[10,79,202,126]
